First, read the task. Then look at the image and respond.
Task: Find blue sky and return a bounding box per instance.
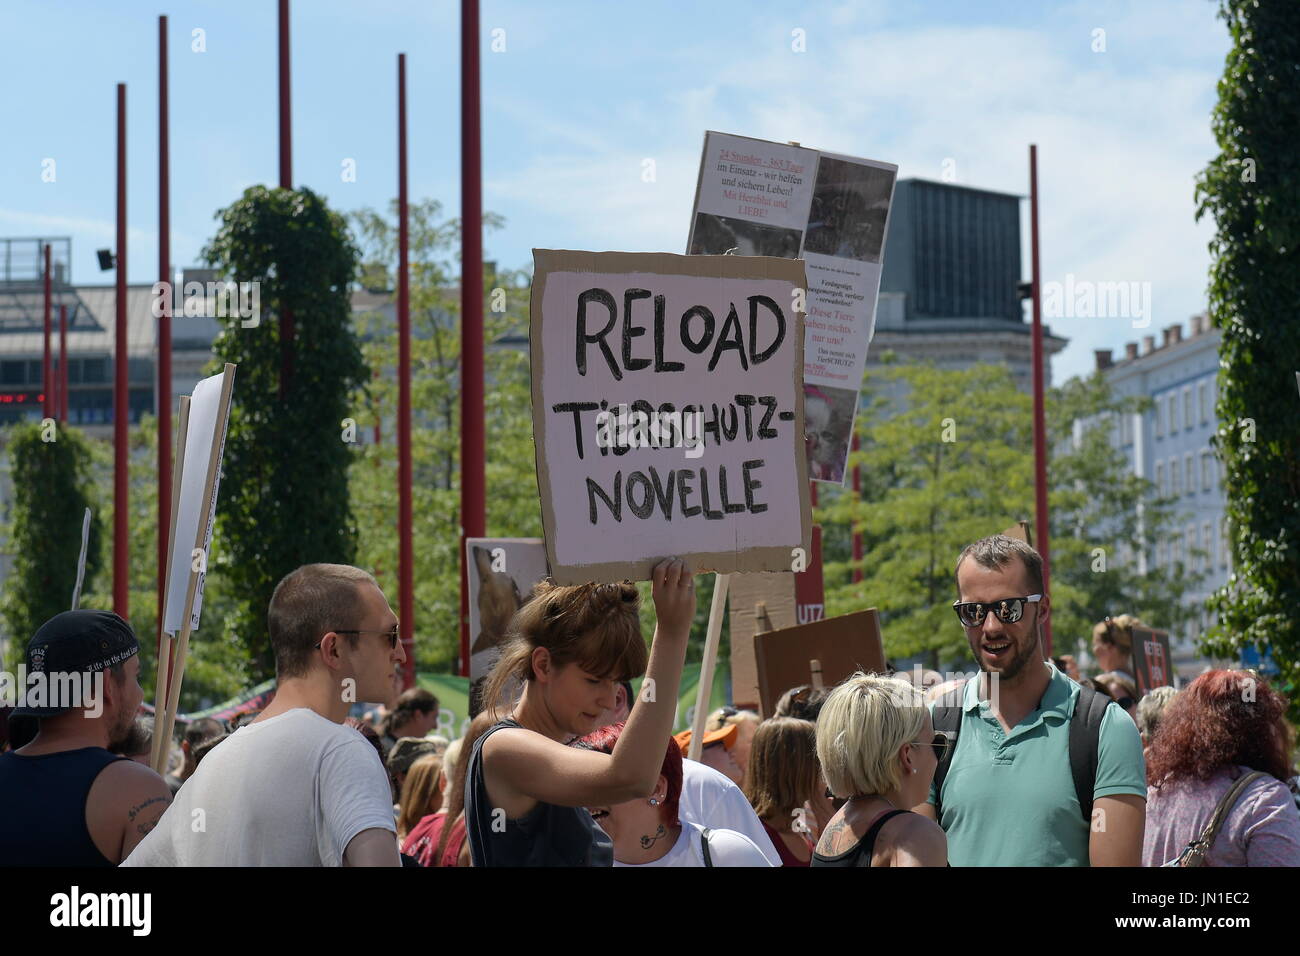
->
[2,0,1231,383]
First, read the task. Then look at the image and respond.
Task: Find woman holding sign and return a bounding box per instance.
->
[464,559,696,866]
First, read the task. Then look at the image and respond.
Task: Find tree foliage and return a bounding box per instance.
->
[203,186,368,675]
[347,200,539,672]
[819,364,1203,669]
[1196,0,1300,706]
[0,421,102,668]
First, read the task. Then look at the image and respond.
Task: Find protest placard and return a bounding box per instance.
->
[466,537,548,714]
[152,365,236,775]
[531,249,812,584]
[753,608,886,717]
[688,131,898,484]
[1130,626,1173,695]
[727,524,825,708]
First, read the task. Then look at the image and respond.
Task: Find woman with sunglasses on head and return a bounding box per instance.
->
[812,673,948,867]
[464,559,696,867]
[1091,615,1141,686]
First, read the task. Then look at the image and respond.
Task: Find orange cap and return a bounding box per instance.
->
[674,722,738,755]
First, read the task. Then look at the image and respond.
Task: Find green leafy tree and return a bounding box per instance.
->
[347,200,539,672]
[0,421,103,669]
[203,186,368,676]
[1196,0,1300,708]
[820,364,1203,669]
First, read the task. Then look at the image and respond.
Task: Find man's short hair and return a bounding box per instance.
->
[955,534,1045,595]
[184,717,227,751]
[268,564,379,680]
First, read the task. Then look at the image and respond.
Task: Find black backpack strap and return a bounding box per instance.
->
[1069,685,1111,825]
[931,691,965,822]
[701,827,714,867]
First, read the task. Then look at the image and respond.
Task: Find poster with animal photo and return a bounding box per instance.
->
[467,538,549,715]
[688,132,897,484]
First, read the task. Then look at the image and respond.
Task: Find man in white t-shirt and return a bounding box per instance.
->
[123,564,405,867]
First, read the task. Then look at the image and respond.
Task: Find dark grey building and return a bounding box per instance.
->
[869,179,1066,392]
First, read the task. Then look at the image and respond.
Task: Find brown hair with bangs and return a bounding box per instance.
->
[743,717,821,824]
[480,580,648,718]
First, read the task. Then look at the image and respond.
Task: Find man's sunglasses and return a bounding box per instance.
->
[952,594,1042,628]
[911,732,951,760]
[315,627,401,650]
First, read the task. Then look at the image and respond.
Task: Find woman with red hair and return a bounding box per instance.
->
[575,722,772,867]
[1143,670,1300,866]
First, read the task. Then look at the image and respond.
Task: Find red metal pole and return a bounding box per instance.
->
[43,244,52,419]
[59,305,68,421]
[397,53,414,691]
[278,0,294,401]
[459,0,484,677]
[1029,144,1052,657]
[157,15,172,672]
[852,431,863,584]
[114,83,129,619]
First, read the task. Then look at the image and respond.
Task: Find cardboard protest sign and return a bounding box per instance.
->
[531,249,812,584]
[1130,626,1173,695]
[753,608,886,717]
[727,525,825,708]
[688,132,898,485]
[163,367,236,635]
[466,537,548,713]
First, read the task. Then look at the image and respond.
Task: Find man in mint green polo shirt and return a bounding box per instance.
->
[915,534,1147,866]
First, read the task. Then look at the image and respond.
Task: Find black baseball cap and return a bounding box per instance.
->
[11,610,140,719]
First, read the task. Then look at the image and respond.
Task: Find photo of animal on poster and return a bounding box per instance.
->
[689,213,803,258]
[804,383,858,484]
[803,157,895,264]
[466,538,549,716]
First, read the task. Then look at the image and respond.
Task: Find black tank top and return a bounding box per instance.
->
[464,718,614,867]
[0,747,129,866]
[811,808,911,867]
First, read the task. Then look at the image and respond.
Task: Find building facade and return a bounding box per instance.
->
[869,179,1067,392]
[1094,315,1228,679]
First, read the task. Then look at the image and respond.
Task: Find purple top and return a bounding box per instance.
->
[1143,765,1300,867]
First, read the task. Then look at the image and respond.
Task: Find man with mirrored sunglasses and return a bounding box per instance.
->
[914,534,1146,866]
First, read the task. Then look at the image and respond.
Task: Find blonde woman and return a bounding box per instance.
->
[1091,615,1141,684]
[396,753,443,846]
[813,673,948,867]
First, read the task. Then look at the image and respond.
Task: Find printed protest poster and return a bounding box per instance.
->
[466,537,549,713]
[531,249,812,584]
[1130,626,1173,695]
[688,132,898,484]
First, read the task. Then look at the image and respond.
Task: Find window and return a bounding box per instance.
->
[0,361,24,386]
[1221,518,1229,569]
[1199,381,1210,424]
[1155,401,1164,438]
[1185,453,1195,495]
[1184,387,1193,430]
[1121,412,1132,446]
[1204,522,1214,570]
[1172,533,1184,568]
[1155,461,1165,496]
[1171,458,1181,496]
[1168,394,1178,433]
[1202,451,1213,491]
[1188,525,1199,571]
[1155,538,1166,569]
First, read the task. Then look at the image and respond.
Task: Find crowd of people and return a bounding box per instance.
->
[2,533,1298,867]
